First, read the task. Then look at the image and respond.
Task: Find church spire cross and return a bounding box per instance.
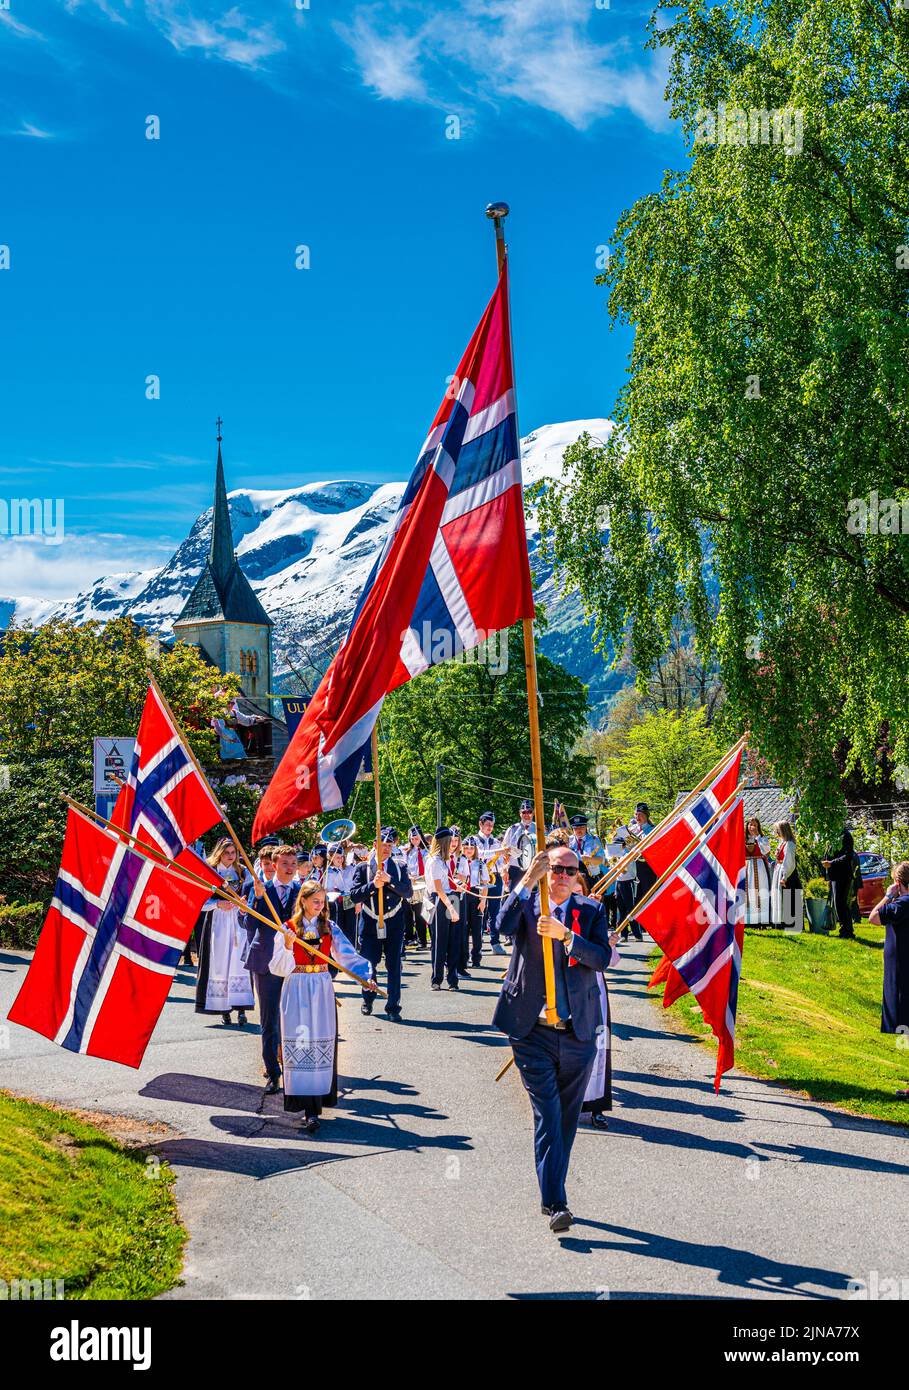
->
[216,415,223,443]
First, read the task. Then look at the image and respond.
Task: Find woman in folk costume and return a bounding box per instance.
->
[268,879,377,1133]
[744,817,773,926]
[771,821,802,928]
[459,836,490,969]
[581,966,620,1128]
[195,837,255,1026]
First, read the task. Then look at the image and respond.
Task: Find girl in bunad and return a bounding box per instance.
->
[195,837,255,1027]
[771,821,802,929]
[268,879,377,1133]
[458,836,490,969]
[744,817,773,926]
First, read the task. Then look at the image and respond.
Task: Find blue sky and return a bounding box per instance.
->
[0,0,686,603]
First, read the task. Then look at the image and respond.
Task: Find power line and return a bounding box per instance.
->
[444,764,600,805]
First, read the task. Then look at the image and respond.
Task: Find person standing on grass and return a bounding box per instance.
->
[822,829,860,939]
[771,821,802,928]
[869,861,909,1098]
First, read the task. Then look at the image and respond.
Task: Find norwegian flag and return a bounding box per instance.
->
[634,797,746,1091]
[638,742,743,1004]
[254,262,534,836]
[111,681,223,856]
[8,808,220,1067]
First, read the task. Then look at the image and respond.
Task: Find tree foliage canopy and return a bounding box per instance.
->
[535,0,909,833]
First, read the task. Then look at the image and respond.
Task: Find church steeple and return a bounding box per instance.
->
[173,420,273,630]
[209,418,235,590]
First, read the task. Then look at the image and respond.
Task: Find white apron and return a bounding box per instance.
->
[205,879,254,1011]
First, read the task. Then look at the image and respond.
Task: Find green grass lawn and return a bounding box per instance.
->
[0,1091,186,1298]
[652,923,909,1126]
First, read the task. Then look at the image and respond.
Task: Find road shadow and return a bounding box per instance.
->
[556,1220,852,1299]
[141,1072,266,1113]
[598,1114,909,1175]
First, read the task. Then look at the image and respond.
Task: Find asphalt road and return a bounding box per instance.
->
[2,938,907,1300]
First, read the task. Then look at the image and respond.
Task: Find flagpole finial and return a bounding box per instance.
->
[485,201,509,221]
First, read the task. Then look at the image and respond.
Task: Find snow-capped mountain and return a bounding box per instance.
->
[2,420,623,717]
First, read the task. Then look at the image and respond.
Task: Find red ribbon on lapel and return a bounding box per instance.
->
[568,905,583,967]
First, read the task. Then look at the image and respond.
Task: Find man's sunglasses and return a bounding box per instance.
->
[550,865,578,877]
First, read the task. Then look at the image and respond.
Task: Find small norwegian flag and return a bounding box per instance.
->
[8,808,220,1068]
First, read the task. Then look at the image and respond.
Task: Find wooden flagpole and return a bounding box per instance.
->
[591,735,747,899]
[61,795,385,995]
[487,200,557,1025]
[144,669,286,931]
[371,723,385,935]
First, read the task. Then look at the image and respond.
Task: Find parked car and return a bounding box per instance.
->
[856,851,890,916]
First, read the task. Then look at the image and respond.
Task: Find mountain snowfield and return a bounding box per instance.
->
[2,420,621,717]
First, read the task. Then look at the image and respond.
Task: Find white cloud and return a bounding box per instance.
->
[337,0,671,131]
[0,7,44,41]
[0,532,171,602]
[337,11,428,102]
[145,1,284,68]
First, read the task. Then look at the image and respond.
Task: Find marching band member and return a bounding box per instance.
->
[502,799,537,891]
[568,813,605,886]
[611,818,642,942]
[349,828,412,1021]
[195,838,255,1027]
[405,826,429,949]
[494,844,618,1232]
[459,836,490,969]
[448,827,469,977]
[268,879,377,1133]
[307,843,327,883]
[476,812,507,956]
[744,817,773,926]
[424,828,462,992]
[324,843,354,933]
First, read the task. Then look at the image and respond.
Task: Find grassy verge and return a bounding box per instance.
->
[650,923,909,1126]
[0,1091,186,1298]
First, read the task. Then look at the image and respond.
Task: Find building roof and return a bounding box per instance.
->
[674,782,797,827]
[175,439,273,629]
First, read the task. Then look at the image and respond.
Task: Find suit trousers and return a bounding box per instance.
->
[360,919,404,1013]
[252,969,284,1083]
[511,1021,597,1211]
[429,899,460,987]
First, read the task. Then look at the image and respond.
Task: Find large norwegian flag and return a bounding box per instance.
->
[111,681,223,856]
[8,808,220,1067]
[641,743,743,1005]
[254,262,534,836]
[635,797,746,1091]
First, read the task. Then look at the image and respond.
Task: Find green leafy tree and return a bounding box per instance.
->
[0,618,241,913]
[535,0,909,835]
[606,708,726,822]
[370,627,596,837]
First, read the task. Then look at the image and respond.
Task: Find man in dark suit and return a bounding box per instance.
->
[495,842,617,1232]
[241,844,300,1094]
[349,828,412,1021]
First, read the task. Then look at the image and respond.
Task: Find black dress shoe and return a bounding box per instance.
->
[431,982,441,991]
[264,1079,280,1096]
[385,1010,402,1022]
[237,1012,248,1027]
[361,1001,373,1016]
[448,983,460,991]
[549,1208,573,1233]
[591,1112,609,1129]
[221,1011,233,1025]
[300,1116,320,1134]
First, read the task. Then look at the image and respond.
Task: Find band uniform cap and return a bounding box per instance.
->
[479,811,495,823]
[520,799,534,812]
[569,814,589,827]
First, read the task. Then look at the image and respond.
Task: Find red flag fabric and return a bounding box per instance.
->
[111,681,223,856]
[634,798,746,1091]
[8,809,220,1068]
[253,264,535,838]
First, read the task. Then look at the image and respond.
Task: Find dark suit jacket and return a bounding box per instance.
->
[349,859,412,927]
[493,887,613,1041]
[241,879,298,974]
